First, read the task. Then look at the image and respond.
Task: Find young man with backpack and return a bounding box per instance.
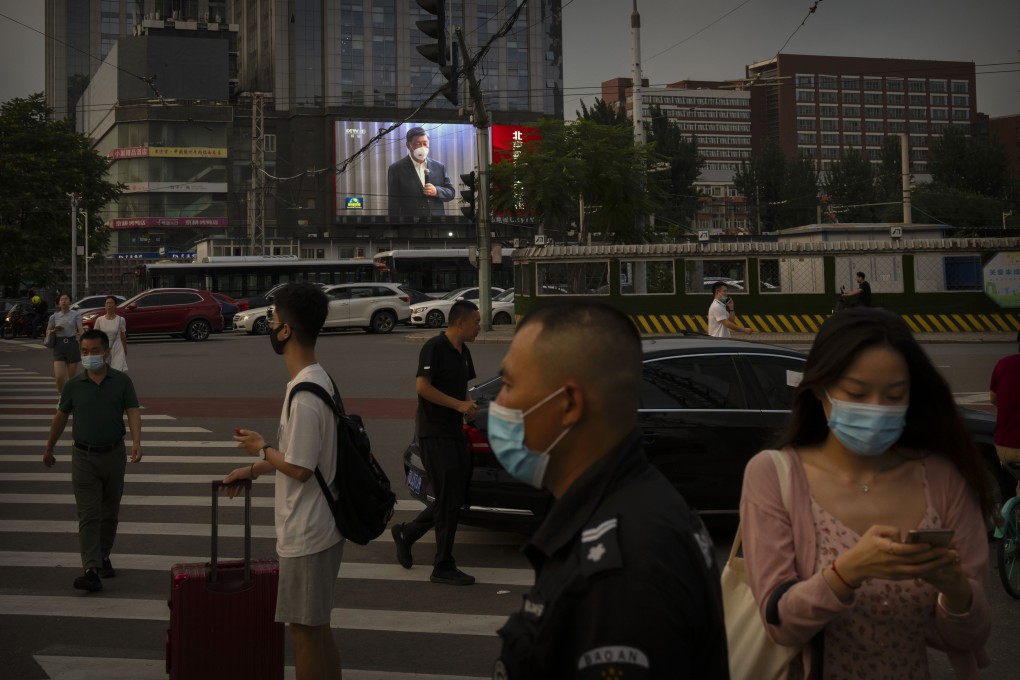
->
[223,282,343,680]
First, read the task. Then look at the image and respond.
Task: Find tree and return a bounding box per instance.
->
[645,105,704,231]
[576,98,628,126]
[823,149,875,222]
[0,94,121,294]
[874,136,902,205]
[929,125,1012,198]
[489,117,657,243]
[783,152,820,227]
[734,139,819,232]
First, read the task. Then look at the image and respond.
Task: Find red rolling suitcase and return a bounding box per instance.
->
[165,480,284,680]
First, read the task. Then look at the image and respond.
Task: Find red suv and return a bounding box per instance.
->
[82,288,223,341]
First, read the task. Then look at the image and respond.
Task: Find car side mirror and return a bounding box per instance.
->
[128,303,138,310]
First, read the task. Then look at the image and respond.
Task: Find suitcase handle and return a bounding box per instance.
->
[210,479,251,582]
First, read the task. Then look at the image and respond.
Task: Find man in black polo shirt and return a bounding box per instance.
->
[43,329,142,592]
[391,300,479,585]
[842,271,872,307]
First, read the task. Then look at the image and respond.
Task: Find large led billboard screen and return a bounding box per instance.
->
[334,121,477,220]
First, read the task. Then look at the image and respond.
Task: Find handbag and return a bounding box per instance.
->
[44,332,55,348]
[722,449,801,680]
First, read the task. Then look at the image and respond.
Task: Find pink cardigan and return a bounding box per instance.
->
[739,448,991,679]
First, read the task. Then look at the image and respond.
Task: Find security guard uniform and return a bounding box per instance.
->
[494,430,729,679]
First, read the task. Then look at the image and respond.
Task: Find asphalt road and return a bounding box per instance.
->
[0,328,1016,679]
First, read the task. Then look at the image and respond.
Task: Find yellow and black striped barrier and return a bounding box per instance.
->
[632,313,1020,335]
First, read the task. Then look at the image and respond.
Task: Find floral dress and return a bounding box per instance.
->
[811,466,940,680]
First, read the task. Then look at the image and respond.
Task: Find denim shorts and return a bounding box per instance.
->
[52,337,81,363]
[275,539,344,626]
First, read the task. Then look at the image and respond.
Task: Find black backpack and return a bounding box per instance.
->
[287,379,396,545]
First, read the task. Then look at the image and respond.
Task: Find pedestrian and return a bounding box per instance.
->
[708,281,752,337]
[222,282,343,680]
[491,301,730,678]
[46,294,85,393]
[841,271,872,307]
[391,300,480,585]
[739,307,992,678]
[42,329,142,592]
[94,295,128,371]
[990,331,1020,495]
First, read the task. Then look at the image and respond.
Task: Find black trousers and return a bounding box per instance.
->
[403,436,470,570]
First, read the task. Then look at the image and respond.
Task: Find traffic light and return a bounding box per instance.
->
[415,0,459,106]
[415,0,447,67]
[460,171,476,220]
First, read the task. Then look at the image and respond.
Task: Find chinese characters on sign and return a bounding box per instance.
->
[108,217,228,229]
[110,147,229,159]
[983,252,1020,308]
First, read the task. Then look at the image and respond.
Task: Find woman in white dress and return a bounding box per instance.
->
[94,295,128,371]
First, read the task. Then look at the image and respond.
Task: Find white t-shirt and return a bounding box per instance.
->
[274,363,342,557]
[707,299,731,338]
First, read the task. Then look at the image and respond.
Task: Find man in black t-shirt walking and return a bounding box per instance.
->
[842,271,872,307]
[392,300,480,585]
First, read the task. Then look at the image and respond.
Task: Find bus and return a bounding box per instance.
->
[372,248,515,295]
[145,257,375,298]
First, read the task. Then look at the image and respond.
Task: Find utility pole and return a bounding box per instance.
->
[84,208,89,295]
[248,92,269,255]
[69,193,79,300]
[900,133,912,225]
[631,0,645,144]
[456,28,493,330]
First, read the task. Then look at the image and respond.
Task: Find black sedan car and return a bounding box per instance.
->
[403,335,1007,530]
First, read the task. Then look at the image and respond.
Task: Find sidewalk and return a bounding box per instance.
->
[405,327,1018,345]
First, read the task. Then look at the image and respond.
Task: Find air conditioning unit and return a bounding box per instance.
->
[534,234,547,246]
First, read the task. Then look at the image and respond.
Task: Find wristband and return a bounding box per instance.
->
[936,593,971,619]
[831,558,860,590]
[250,463,257,480]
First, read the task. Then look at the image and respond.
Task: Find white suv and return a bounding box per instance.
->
[322,283,411,333]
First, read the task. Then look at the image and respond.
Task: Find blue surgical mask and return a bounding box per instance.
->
[487,387,571,489]
[826,391,908,456]
[82,355,107,372]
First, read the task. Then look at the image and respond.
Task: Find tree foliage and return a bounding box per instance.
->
[822,149,876,222]
[645,105,704,231]
[929,125,1012,198]
[0,94,121,294]
[489,118,659,243]
[576,98,628,126]
[734,139,818,232]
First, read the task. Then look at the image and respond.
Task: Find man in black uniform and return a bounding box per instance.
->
[392,300,480,585]
[842,270,872,307]
[489,302,729,679]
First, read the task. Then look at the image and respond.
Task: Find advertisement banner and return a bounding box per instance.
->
[984,252,1020,308]
[123,182,228,193]
[109,217,228,229]
[491,124,540,165]
[110,147,228,159]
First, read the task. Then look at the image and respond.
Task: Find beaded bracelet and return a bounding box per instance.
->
[831,559,860,590]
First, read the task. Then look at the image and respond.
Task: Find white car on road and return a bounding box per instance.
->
[410,286,505,327]
[233,305,272,334]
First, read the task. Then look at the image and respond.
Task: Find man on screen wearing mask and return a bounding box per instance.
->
[490,302,729,679]
[387,126,456,217]
[42,329,142,593]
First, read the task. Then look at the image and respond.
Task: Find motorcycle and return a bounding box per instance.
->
[2,303,48,339]
[831,286,847,315]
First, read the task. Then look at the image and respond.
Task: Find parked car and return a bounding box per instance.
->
[398,284,435,306]
[242,282,290,310]
[82,288,223,341]
[211,293,242,331]
[71,294,125,314]
[403,334,1011,531]
[268,283,411,334]
[234,304,272,335]
[491,288,515,325]
[409,287,505,327]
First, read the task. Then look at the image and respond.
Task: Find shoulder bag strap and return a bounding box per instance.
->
[287,379,341,508]
[729,449,794,565]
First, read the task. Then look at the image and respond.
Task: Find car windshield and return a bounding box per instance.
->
[493,289,514,302]
[441,287,472,301]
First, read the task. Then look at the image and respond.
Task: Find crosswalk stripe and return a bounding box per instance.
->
[0,595,507,636]
[0,551,534,586]
[0,414,175,420]
[0,426,210,433]
[0,454,263,463]
[0,519,527,546]
[0,386,54,391]
[0,494,428,513]
[33,656,489,680]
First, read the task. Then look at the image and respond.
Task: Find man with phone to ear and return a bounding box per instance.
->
[386,126,455,217]
[708,281,752,338]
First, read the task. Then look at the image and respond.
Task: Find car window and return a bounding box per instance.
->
[165,292,203,305]
[327,288,351,301]
[641,354,747,410]
[744,354,806,410]
[349,286,375,299]
[133,293,174,307]
[373,286,397,297]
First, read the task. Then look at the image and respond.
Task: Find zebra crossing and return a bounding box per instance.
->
[0,363,531,680]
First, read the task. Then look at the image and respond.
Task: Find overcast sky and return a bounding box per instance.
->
[1,0,1017,116]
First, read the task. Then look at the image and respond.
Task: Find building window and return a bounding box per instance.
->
[908,79,927,92]
[864,107,883,118]
[843,133,862,146]
[909,107,927,119]
[929,79,947,93]
[796,74,815,87]
[864,92,883,105]
[841,76,860,90]
[865,134,884,146]
[819,105,838,117]
[931,108,948,120]
[887,107,904,119]
[821,147,840,159]
[888,121,905,133]
[865,120,884,132]
[796,104,815,116]
[887,93,904,105]
[797,132,817,144]
[842,105,860,117]
[909,135,927,147]
[821,133,839,145]
[952,80,969,93]
[841,91,860,104]
[886,78,903,91]
[952,95,969,107]
[910,121,929,133]
[930,94,947,106]
[819,91,838,103]
[843,119,861,131]
[264,134,276,153]
[796,90,816,102]
[864,77,883,91]
[799,146,817,158]
[797,118,816,130]
[952,109,970,120]
[819,75,837,89]
[908,94,927,106]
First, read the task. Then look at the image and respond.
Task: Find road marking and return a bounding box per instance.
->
[0,494,427,513]
[0,520,525,546]
[0,426,210,433]
[0,386,54,390]
[0,551,533,586]
[0,595,507,636]
[34,655,490,680]
[0,439,238,448]
[0,414,175,420]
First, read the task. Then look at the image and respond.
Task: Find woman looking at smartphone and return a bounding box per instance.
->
[740,307,992,679]
[46,294,85,393]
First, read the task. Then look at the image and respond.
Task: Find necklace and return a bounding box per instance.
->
[811,462,889,493]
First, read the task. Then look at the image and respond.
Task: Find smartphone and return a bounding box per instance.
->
[906,529,954,547]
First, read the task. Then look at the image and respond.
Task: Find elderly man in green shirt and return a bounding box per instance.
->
[43,329,142,592]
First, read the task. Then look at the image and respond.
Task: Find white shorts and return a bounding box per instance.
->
[275,539,344,626]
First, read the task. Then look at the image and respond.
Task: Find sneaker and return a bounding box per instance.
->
[430,567,475,586]
[392,524,413,569]
[99,557,116,578]
[73,569,102,592]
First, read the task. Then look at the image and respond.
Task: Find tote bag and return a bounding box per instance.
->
[722,449,802,680]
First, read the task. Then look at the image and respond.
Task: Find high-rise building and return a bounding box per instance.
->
[746,53,976,173]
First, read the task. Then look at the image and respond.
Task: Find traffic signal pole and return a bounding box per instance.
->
[456,28,492,330]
